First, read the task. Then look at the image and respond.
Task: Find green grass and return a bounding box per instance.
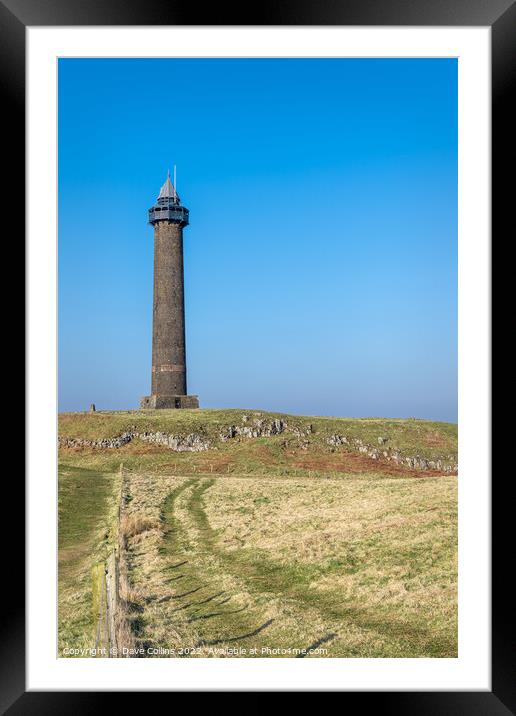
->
[111,470,457,658]
[152,478,277,655]
[58,466,121,655]
[59,408,457,463]
[167,475,456,657]
[58,409,458,658]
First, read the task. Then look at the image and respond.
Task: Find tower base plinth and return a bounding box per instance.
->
[140,395,199,410]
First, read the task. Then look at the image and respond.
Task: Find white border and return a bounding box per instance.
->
[27,27,490,691]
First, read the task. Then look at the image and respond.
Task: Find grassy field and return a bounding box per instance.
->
[58,409,458,658]
[58,466,121,654]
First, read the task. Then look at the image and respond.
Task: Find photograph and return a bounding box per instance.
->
[57,57,458,660]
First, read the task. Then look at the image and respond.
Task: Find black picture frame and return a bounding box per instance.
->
[5,0,508,710]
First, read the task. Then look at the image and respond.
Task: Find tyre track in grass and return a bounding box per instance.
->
[187,477,456,657]
[186,478,341,657]
[159,477,275,655]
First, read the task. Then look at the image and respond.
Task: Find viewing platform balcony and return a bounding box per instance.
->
[148,204,189,226]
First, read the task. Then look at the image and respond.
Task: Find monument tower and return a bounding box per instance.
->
[141,170,199,409]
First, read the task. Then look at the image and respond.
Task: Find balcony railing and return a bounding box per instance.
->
[148,206,189,225]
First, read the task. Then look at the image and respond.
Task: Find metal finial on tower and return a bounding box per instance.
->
[150,170,189,226]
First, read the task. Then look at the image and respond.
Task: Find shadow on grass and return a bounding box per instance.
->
[296,632,338,657]
[196,618,274,647]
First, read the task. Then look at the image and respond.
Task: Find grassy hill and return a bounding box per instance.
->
[58,409,458,658]
[59,408,457,472]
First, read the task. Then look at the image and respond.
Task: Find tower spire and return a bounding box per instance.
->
[157,169,178,202]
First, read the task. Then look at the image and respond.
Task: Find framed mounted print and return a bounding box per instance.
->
[3,0,510,709]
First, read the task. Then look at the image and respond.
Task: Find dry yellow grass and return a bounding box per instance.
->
[58,467,122,655]
[120,513,157,540]
[58,411,457,658]
[117,470,456,658]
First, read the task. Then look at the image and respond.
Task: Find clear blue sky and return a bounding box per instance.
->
[58,58,457,421]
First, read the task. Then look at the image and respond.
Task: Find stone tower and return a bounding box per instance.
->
[140,171,199,409]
